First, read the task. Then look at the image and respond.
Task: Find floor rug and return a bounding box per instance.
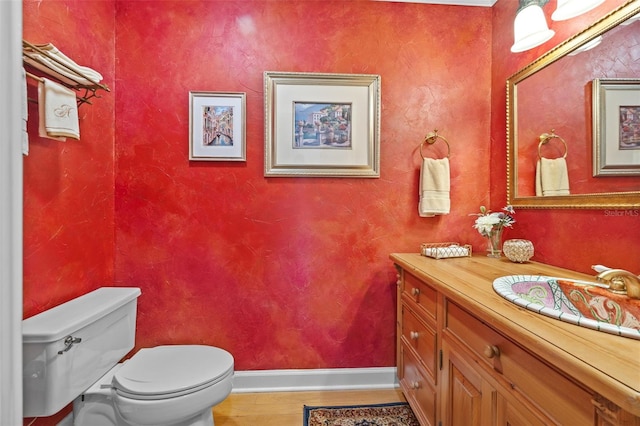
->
[303,402,419,426]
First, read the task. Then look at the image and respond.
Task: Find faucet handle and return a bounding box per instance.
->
[591,264,612,273]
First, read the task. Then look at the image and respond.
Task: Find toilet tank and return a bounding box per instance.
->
[23,287,141,418]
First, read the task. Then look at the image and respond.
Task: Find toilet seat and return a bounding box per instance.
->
[113,345,234,400]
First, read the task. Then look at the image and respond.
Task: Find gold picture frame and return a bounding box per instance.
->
[593,78,640,176]
[264,71,380,177]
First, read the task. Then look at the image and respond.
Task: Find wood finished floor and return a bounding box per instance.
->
[212,388,406,426]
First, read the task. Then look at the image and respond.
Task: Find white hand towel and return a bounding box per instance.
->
[418,157,450,217]
[38,78,79,141]
[535,157,570,196]
[22,67,29,155]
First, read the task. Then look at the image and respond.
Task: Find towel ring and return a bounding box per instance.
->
[538,130,568,159]
[420,130,450,159]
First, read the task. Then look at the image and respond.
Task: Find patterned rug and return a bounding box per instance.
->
[303,402,420,426]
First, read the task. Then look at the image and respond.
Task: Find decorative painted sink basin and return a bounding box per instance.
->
[493,275,640,340]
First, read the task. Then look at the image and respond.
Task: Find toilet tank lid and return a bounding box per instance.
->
[23,287,141,343]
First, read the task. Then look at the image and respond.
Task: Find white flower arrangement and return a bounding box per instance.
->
[471,205,516,237]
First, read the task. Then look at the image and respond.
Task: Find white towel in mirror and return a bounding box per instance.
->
[535,157,570,196]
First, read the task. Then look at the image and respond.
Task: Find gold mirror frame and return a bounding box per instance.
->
[506,0,640,209]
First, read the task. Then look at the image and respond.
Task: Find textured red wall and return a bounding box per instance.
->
[22,1,116,318]
[113,1,492,371]
[490,0,639,273]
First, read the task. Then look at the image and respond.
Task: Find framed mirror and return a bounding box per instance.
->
[507,0,640,209]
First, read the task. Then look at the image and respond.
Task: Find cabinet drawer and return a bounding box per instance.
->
[403,272,437,321]
[401,343,436,426]
[402,304,437,379]
[445,301,507,371]
[445,300,593,425]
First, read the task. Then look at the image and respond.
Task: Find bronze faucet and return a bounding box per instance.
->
[593,266,640,299]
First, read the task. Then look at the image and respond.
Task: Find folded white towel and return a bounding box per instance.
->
[39,44,102,81]
[24,43,102,86]
[535,157,570,196]
[418,157,450,217]
[38,78,79,141]
[22,67,29,155]
[422,244,469,258]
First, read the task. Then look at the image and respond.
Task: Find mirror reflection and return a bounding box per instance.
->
[507,2,640,208]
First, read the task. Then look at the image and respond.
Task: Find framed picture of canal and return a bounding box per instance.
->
[264,72,380,177]
[189,91,246,161]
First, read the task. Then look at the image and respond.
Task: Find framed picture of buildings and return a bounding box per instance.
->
[264,72,380,177]
[189,91,246,161]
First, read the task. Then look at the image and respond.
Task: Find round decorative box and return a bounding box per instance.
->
[503,239,534,263]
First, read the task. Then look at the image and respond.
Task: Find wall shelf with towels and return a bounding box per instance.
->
[22,39,110,106]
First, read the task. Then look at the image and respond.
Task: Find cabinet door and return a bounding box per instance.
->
[443,337,559,426]
[496,393,554,426]
[441,338,496,426]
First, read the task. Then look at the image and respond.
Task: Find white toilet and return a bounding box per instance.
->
[22,287,234,426]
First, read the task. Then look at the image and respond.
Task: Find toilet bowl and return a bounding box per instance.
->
[75,345,234,426]
[22,287,234,426]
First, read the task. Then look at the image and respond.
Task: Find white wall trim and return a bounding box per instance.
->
[231,367,399,393]
[0,1,23,424]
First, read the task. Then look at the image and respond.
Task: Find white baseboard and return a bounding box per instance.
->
[56,367,399,424]
[231,367,399,393]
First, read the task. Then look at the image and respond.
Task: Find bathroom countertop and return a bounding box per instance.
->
[390,253,640,417]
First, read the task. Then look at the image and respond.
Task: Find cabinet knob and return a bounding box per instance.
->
[411,288,420,296]
[411,381,421,389]
[410,331,419,340]
[484,345,500,359]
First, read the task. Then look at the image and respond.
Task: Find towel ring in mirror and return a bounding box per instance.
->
[538,130,568,159]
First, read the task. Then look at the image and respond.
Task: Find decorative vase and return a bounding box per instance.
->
[486,227,503,258]
[503,239,534,263]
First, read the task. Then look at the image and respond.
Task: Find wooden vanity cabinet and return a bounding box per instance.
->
[392,254,640,426]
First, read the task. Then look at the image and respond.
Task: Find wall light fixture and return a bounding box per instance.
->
[511,2,555,53]
[567,35,602,56]
[552,0,605,21]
